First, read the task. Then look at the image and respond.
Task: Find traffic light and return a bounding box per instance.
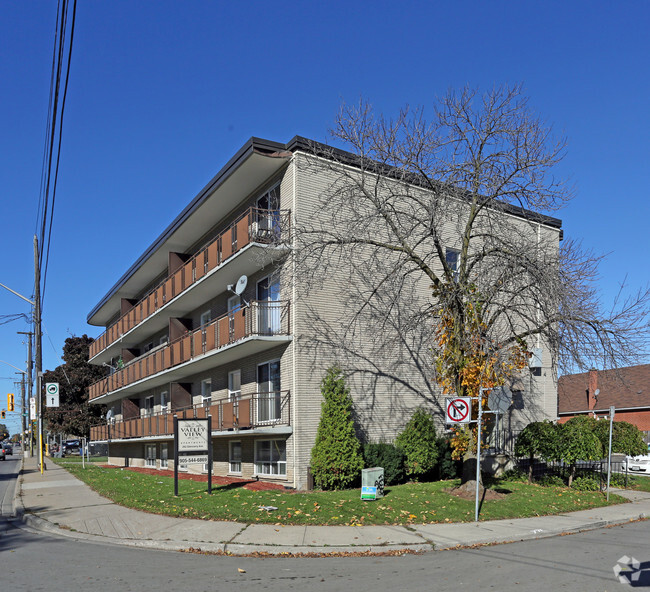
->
[1,410,5,419]
[7,393,14,412]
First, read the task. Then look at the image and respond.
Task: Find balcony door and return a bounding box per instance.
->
[257,360,281,422]
[257,276,280,334]
[256,185,281,240]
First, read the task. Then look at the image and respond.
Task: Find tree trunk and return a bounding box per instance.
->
[461,453,481,485]
[528,454,534,483]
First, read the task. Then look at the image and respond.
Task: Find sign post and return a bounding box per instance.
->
[607,405,615,501]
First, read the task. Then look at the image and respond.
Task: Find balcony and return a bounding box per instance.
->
[88,301,291,402]
[89,206,290,361]
[90,390,291,442]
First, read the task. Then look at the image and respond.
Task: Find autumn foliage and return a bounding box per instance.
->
[433,285,529,460]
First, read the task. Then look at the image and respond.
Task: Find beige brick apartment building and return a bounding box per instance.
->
[87,136,562,489]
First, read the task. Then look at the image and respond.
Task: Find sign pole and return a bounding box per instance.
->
[173,415,179,497]
[207,415,212,495]
[606,405,615,501]
[475,388,484,522]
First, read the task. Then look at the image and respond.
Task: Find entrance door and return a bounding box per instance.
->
[257,360,281,422]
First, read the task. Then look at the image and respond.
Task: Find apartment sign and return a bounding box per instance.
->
[174,416,212,496]
[177,419,209,452]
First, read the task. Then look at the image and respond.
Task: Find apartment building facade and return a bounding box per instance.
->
[87,136,562,489]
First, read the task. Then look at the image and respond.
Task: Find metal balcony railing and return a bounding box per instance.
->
[89,390,291,442]
[89,207,290,360]
[88,301,291,400]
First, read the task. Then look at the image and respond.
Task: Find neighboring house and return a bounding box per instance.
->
[87,136,561,489]
[558,365,650,442]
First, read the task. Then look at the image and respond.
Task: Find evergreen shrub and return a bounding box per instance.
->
[395,408,439,480]
[362,442,406,486]
[310,367,363,490]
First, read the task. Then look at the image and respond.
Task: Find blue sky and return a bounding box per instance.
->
[1,1,649,435]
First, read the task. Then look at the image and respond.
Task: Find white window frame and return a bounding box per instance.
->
[160,391,169,414]
[229,440,242,474]
[160,443,168,469]
[201,378,212,407]
[200,309,212,327]
[145,444,156,468]
[445,247,461,282]
[144,395,154,417]
[257,359,281,423]
[254,439,286,476]
[228,370,241,401]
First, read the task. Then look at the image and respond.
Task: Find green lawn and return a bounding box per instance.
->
[52,456,108,464]
[56,463,629,526]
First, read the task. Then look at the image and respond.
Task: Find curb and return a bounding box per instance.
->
[12,510,647,557]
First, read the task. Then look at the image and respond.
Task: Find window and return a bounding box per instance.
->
[145,444,156,468]
[201,378,212,406]
[228,370,241,401]
[144,395,154,417]
[160,391,169,413]
[257,276,281,334]
[227,295,241,342]
[257,360,281,422]
[255,185,281,240]
[200,310,212,327]
[254,440,286,476]
[159,335,168,346]
[445,248,460,282]
[143,341,154,354]
[229,441,242,474]
[160,443,168,469]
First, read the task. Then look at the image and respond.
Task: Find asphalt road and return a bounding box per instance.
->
[0,447,21,516]
[1,514,648,591]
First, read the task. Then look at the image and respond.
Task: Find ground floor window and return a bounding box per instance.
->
[254,439,286,476]
[160,443,168,468]
[145,444,156,468]
[229,441,242,474]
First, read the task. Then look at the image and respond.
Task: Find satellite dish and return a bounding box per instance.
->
[488,386,512,413]
[234,275,248,295]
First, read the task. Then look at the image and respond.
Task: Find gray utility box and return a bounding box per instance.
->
[362,467,385,498]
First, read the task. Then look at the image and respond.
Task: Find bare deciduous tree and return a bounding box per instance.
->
[287,85,650,430]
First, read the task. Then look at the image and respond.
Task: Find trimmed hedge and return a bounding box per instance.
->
[362,442,406,486]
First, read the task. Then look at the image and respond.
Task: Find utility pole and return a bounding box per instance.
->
[18,331,33,456]
[17,374,26,448]
[33,235,44,474]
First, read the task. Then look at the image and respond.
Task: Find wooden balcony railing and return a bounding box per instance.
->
[89,207,290,360]
[88,301,291,400]
[89,390,291,442]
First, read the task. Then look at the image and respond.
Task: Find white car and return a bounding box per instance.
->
[625,454,650,473]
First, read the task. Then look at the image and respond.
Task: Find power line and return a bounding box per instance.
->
[37,0,78,311]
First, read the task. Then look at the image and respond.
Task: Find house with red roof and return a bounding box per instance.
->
[558,364,650,443]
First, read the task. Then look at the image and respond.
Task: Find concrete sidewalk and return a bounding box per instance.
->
[13,453,650,556]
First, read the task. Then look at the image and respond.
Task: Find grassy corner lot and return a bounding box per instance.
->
[55,461,633,526]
